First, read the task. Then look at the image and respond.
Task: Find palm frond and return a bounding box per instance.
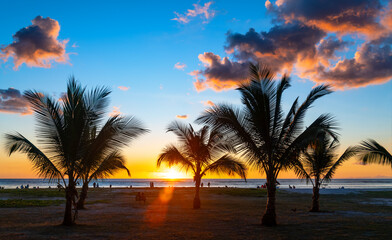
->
[167,121,193,143]
[323,146,359,182]
[196,104,262,170]
[5,132,62,181]
[89,152,130,180]
[157,145,195,173]
[202,155,247,180]
[292,160,313,186]
[84,84,111,124]
[357,139,392,167]
[283,85,333,142]
[272,75,290,138]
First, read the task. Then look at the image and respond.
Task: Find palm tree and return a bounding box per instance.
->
[196,63,336,226]
[5,77,147,225]
[157,121,247,209]
[76,116,148,209]
[357,139,392,167]
[295,132,358,212]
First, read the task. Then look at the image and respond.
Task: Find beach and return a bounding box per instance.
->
[0,187,391,239]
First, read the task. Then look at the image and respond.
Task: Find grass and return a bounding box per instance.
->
[0,189,64,198]
[0,199,64,208]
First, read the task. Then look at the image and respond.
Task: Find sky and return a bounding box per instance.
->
[0,0,391,179]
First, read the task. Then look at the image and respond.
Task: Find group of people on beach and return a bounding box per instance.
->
[17,184,33,189]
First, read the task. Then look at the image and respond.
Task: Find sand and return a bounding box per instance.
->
[0,187,391,240]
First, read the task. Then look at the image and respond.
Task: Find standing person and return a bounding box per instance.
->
[208,182,210,188]
[93,182,96,188]
[201,182,204,188]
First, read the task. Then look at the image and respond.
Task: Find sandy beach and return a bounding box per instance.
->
[0,187,391,240]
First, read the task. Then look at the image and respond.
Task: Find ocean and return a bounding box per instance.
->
[0,178,392,189]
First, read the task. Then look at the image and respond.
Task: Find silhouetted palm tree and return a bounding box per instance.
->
[295,132,358,212]
[5,77,147,225]
[157,121,247,209]
[77,116,148,209]
[357,139,392,167]
[196,63,336,225]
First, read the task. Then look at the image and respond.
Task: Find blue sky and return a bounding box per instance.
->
[0,0,391,178]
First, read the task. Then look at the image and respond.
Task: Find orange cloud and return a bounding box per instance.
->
[118,86,130,91]
[381,4,392,32]
[109,106,122,117]
[267,0,389,39]
[176,115,188,119]
[0,16,69,69]
[174,62,186,70]
[201,100,215,106]
[193,1,392,91]
[191,52,249,91]
[172,2,215,24]
[0,88,32,116]
[301,39,392,89]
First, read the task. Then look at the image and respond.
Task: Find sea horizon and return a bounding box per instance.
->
[2,178,392,190]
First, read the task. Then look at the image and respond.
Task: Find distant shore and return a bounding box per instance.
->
[1,178,392,190]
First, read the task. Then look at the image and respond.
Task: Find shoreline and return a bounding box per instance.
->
[2,186,392,193]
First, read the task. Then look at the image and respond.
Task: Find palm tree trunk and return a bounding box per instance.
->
[262,176,277,226]
[63,183,75,226]
[193,177,201,209]
[310,186,320,212]
[77,182,89,210]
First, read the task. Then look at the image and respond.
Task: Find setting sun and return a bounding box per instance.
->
[160,169,188,179]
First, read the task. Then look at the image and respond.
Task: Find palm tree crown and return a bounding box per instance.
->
[157,121,246,208]
[5,77,148,224]
[75,114,148,209]
[196,63,336,225]
[295,132,358,211]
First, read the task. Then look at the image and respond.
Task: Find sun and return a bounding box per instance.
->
[162,169,187,179]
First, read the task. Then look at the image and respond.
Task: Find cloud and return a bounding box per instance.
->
[317,36,351,58]
[176,114,188,119]
[0,88,32,115]
[308,37,392,89]
[225,24,326,72]
[0,16,69,69]
[201,100,215,106]
[109,106,122,117]
[172,2,215,24]
[174,62,186,70]
[193,0,392,91]
[118,86,130,91]
[192,24,325,91]
[267,0,387,38]
[191,52,249,91]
